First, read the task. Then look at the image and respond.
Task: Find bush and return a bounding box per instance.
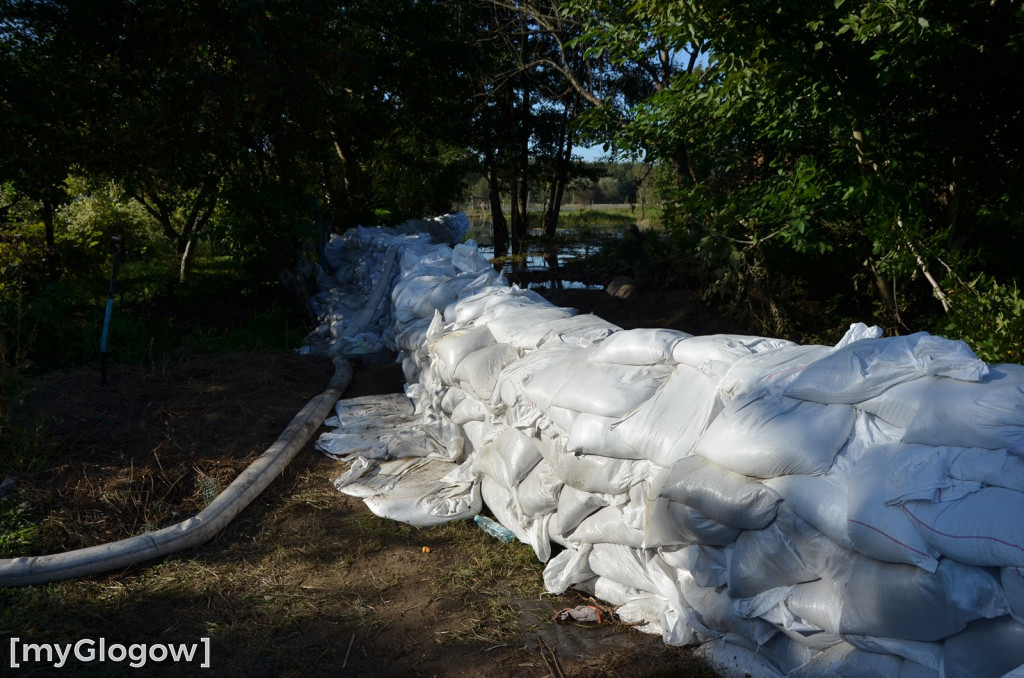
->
[943,275,1024,364]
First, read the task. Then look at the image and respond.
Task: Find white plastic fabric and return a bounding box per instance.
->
[589,327,691,365]
[695,394,856,478]
[306,216,1024,678]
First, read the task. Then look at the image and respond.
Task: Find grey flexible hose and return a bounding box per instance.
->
[0,356,353,587]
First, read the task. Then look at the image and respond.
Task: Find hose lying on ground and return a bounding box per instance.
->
[0,356,353,587]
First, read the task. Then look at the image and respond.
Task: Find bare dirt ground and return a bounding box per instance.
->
[3,288,739,677]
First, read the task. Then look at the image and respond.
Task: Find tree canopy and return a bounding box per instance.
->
[548,0,1024,348]
[3,0,1024,361]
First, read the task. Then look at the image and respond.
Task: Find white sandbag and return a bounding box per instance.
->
[514,313,619,350]
[493,343,576,410]
[728,504,858,607]
[450,239,490,273]
[764,471,850,549]
[854,376,931,428]
[470,441,508,486]
[589,327,691,365]
[332,456,411,498]
[565,413,644,460]
[845,427,943,571]
[733,584,843,652]
[902,486,1024,567]
[588,542,659,594]
[644,497,741,548]
[322,394,414,460]
[394,314,433,352]
[403,381,429,416]
[695,393,855,478]
[434,269,502,311]
[452,343,520,400]
[644,554,717,647]
[399,348,425,387]
[839,556,1009,641]
[358,458,481,526]
[386,421,465,461]
[842,635,942,674]
[439,385,466,416]
[728,522,822,600]
[391,273,449,323]
[695,636,786,678]
[481,473,553,561]
[942,616,1024,678]
[450,395,487,425]
[471,428,541,492]
[516,460,562,518]
[539,437,654,495]
[656,455,782,530]
[552,360,674,418]
[672,334,796,369]
[315,431,390,460]
[543,543,593,594]
[744,585,844,652]
[555,484,613,535]
[758,634,821,676]
[430,324,495,385]
[716,344,833,401]
[485,305,577,344]
[521,354,672,419]
[452,285,550,326]
[777,506,859,584]
[783,579,844,638]
[614,596,672,640]
[570,505,645,548]
[542,405,578,437]
[1005,567,1024,624]
[900,364,1024,449]
[575,573,652,607]
[398,239,454,272]
[676,568,779,646]
[332,392,416,421]
[660,543,730,589]
[528,511,555,562]
[479,475,529,544]
[493,427,543,486]
[888,444,1024,496]
[611,363,721,468]
[785,332,987,405]
[787,641,938,678]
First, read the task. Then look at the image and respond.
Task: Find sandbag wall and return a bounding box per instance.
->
[311,223,1024,678]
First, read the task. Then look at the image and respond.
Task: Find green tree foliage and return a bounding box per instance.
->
[560,0,1024,346]
[1,0,485,282]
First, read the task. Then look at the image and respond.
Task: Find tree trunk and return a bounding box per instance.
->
[671,146,697,187]
[178,238,195,283]
[516,161,529,243]
[867,256,897,314]
[485,147,508,263]
[509,161,524,259]
[42,199,58,281]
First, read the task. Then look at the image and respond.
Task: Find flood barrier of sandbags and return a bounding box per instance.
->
[306,214,1024,678]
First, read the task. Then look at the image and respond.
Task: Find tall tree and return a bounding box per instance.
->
[2,0,486,282]
[559,0,1024,334]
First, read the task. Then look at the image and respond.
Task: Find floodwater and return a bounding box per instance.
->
[465,215,628,290]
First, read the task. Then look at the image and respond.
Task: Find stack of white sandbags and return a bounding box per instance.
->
[312,227,1024,678]
[303,213,475,357]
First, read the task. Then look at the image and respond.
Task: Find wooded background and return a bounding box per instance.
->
[2,0,1023,372]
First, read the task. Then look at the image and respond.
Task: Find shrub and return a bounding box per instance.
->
[943,275,1024,364]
